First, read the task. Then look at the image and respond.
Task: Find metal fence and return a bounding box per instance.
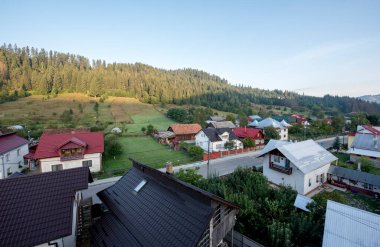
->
[224,230,265,247]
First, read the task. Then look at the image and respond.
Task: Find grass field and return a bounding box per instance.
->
[0,93,175,133]
[101,136,193,177]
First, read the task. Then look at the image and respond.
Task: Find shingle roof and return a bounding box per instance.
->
[92,160,239,247]
[0,167,92,247]
[34,131,104,159]
[328,165,380,187]
[202,128,238,142]
[168,124,202,135]
[208,121,236,129]
[323,200,380,247]
[233,127,263,140]
[0,132,28,155]
[260,140,337,173]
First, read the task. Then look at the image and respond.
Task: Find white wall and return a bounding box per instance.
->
[263,154,331,195]
[0,144,29,179]
[279,128,288,141]
[40,153,102,173]
[195,131,243,152]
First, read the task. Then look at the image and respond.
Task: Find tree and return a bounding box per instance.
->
[141,126,146,132]
[242,137,255,148]
[238,112,248,127]
[146,124,154,135]
[188,146,204,161]
[226,114,236,124]
[331,115,345,133]
[359,156,373,172]
[60,109,73,124]
[264,127,280,143]
[175,167,204,185]
[224,141,235,150]
[105,134,123,159]
[366,114,379,125]
[332,136,341,151]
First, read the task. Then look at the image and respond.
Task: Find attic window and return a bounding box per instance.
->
[134,179,147,193]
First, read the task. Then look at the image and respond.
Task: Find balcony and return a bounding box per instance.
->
[269,162,292,175]
[60,154,84,161]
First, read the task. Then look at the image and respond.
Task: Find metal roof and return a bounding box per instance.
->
[328,165,380,187]
[0,167,92,247]
[248,120,259,127]
[322,200,380,247]
[350,133,380,152]
[208,121,236,129]
[294,194,314,212]
[92,160,239,247]
[260,140,338,174]
[0,132,28,155]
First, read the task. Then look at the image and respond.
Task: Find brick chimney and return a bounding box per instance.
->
[166,161,173,175]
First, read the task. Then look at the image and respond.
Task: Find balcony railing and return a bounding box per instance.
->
[269,162,292,175]
[60,154,84,161]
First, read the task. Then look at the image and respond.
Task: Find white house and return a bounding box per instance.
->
[260,139,338,195]
[249,117,290,140]
[195,128,243,152]
[34,131,104,173]
[0,167,92,247]
[0,132,29,179]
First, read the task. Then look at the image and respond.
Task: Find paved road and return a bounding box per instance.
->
[315,135,348,149]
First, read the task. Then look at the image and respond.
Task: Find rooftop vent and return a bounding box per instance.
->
[134,179,147,193]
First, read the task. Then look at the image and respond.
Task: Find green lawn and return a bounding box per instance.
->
[101,136,193,178]
[127,113,175,133]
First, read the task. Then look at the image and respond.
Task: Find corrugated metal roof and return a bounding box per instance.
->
[322,200,380,247]
[294,194,314,212]
[349,133,380,154]
[328,166,380,187]
[256,117,285,129]
[260,140,337,174]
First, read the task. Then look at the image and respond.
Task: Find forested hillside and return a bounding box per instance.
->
[1,44,380,115]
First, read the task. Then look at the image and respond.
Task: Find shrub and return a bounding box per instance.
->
[243,137,255,148]
[188,146,204,161]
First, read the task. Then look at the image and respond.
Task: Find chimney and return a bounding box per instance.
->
[357,161,361,171]
[244,126,247,133]
[166,161,173,175]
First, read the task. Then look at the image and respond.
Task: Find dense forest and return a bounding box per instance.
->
[1,44,380,115]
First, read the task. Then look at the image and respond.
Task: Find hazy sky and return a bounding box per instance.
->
[2,0,380,97]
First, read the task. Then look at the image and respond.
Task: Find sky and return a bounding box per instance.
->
[2,0,380,97]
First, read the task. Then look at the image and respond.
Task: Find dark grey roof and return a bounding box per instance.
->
[328,165,380,187]
[351,133,380,152]
[7,172,24,178]
[209,116,226,122]
[0,167,92,247]
[208,121,236,129]
[202,128,238,142]
[91,160,239,247]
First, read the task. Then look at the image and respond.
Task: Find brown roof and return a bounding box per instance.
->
[168,124,202,135]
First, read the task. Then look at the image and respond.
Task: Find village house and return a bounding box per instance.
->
[291,114,309,126]
[206,115,226,124]
[0,167,92,247]
[0,131,29,179]
[356,124,380,135]
[34,131,104,173]
[249,117,290,141]
[348,133,380,166]
[327,165,380,197]
[195,128,243,152]
[207,120,236,129]
[323,200,380,247]
[260,139,338,195]
[153,130,176,144]
[233,127,265,148]
[247,115,262,122]
[168,123,202,141]
[91,160,239,247]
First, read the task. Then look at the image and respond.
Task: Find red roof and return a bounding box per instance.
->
[34,132,104,159]
[362,125,380,135]
[0,133,28,155]
[168,124,202,135]
[233,127,264,140]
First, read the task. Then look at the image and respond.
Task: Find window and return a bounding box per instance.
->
[17,148,21,156]
[309,178,311,187]
[273,155,280,163]
[134,179,147,193]
[5,154,10,161]
[316,175,319,183]
[18,161,22,168]
[216,144,222,150]
[369,184,373,190]
[82,160,92,167]
[51,164,63,171]
[363,183,368,189]
[7,167,11,176]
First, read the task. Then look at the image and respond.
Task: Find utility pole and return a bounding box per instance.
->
[207,140,210,179]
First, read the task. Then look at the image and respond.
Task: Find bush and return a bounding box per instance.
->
[175,167,204,185]
[359,157,373,172]
[243,137,255,148]
[146,124,154,135]
[188,146,204,161]
[105,134,123,158]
